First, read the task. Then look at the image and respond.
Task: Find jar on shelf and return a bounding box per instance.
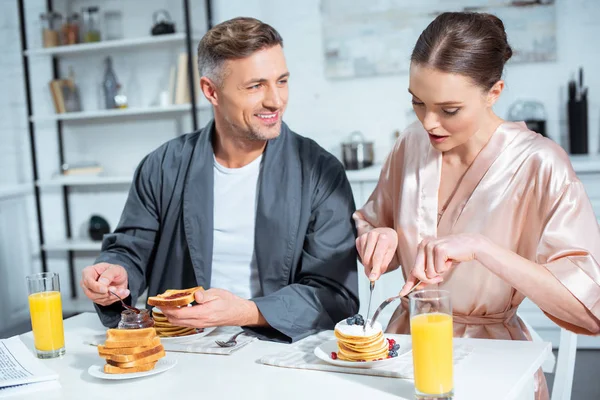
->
[82,6,101,43]
[40,11,63,48]
[61,13,80,45]
[117,309,155,329]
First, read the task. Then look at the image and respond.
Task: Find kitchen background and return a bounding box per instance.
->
[1,0,599,358]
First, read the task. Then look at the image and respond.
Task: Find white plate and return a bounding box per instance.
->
[88,357,177,380]
[158,326,216,342]
[314,339,411,369]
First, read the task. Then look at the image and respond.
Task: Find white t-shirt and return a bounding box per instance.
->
[210,154,263,299]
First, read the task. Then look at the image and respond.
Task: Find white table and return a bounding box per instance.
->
[16,313,551,400]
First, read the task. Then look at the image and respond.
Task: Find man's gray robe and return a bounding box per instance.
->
[94,121,359,342]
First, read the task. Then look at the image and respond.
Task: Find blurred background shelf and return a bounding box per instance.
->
[24,33,190,56]
[36,176,132,187]
[42,239,102,252]
[30,103,208,123]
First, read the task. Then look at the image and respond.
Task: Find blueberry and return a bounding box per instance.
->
[346,317,356,325]
[392,343,400,352]
[388,350,398,358]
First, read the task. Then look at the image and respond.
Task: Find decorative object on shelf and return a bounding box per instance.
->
[508,100,547,137]
[103,9,123,40]
[174,53,200,104]
[63,67,82,112]
[341,131,374,170]
[88,215,110,241]
[82,6,101,43]
[61,13,80,45]
[60,162,103,176]
[114,84,128,109]
[102,57,120,109]
[567,67,588,154]
[151,10,176,35]
[40,11,63,48]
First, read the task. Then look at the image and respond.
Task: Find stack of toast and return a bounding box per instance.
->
[151,308,200,337]
[147,286,204,338]
[97,327,165,374]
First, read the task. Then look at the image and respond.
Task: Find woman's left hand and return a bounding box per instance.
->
[399,233,485,296]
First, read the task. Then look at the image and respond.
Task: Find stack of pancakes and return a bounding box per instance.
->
[334,319,388,362]
[151,307,200,337]
[98,327,165,374]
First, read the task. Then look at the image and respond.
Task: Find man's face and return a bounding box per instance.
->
[213,45,289,141]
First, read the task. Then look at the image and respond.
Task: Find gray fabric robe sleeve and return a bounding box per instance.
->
[93,153,161,327]
[248,159,359,343]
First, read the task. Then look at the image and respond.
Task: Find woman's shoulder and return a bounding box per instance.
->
[508,122,579,186]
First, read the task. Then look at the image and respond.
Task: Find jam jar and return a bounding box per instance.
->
[117,309,155,329]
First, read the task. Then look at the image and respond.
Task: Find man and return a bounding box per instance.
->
[80,17,359,342]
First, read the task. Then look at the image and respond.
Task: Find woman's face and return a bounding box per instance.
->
[408,63,501,152]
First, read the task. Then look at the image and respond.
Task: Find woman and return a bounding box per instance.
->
[353,12,600,400]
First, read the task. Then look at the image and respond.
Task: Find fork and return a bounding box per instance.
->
[369,280,423,328]
[109,290,141,314]
[215,331,246,348]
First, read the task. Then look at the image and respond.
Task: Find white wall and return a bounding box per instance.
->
[213,0,600,162]
[0,0,39,334]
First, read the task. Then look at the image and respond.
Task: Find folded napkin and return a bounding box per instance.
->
[160,328,257,355]
[259,331,472,379]
[85,327,257,356]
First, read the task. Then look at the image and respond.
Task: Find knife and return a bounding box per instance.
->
[363,280,375,332]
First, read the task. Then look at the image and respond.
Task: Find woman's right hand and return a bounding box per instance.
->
[355,227,398,281]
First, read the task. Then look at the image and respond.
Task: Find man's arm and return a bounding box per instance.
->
[92,152,162,327]
[249,157,360,342]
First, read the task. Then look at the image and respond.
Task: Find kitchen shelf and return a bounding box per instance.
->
[0,184,32,200]
[42,239,102,252]
[37,175,132,187]
[24,33,189,57]
[30,103,206,123]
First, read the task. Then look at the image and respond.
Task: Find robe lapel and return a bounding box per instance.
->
[254,123,302,295]
[437,122,523,235]
[183,122,215,288]
[416,136,442,240]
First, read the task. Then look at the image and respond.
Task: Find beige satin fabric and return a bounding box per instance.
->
[356,120,600,400]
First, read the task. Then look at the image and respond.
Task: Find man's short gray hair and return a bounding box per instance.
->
[197,17,283,85]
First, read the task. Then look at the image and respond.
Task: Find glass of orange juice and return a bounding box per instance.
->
[409,289,453,399]
[26,272,65,358]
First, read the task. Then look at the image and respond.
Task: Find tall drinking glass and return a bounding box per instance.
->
[409,289,453,399]
[26,272,65,358]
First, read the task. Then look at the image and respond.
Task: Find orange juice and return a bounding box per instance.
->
[410,312,453,395]
[28,291,64,352]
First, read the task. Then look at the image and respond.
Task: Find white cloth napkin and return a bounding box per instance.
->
[85,327,257,356]
[160,328,257,355]
[259,331,472,379]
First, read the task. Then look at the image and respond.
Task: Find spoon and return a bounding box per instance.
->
[109,290,140,314]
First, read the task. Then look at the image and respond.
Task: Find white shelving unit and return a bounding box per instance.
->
[0,184,32,200]
[37,175,132,188]
[24,33,190,57]
[19,0,208,304]
[31,103,204,123]
[42,239,102,252]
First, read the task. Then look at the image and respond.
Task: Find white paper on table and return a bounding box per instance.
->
[0,336,61,398]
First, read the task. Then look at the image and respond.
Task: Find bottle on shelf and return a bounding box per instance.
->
[102,57,119,109]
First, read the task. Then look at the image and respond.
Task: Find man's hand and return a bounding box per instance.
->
[159,288,267,328]
[80,263,129,306]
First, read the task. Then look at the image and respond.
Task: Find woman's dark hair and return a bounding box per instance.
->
[411,12,513,90]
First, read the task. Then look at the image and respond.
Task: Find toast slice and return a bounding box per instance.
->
[106,327,156,340]
[147,286,204,307]
[97,337,161,355]
[103,336,156,349]
[99,344,164,363]
[106,349,166,368]
[103,361,157,374]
